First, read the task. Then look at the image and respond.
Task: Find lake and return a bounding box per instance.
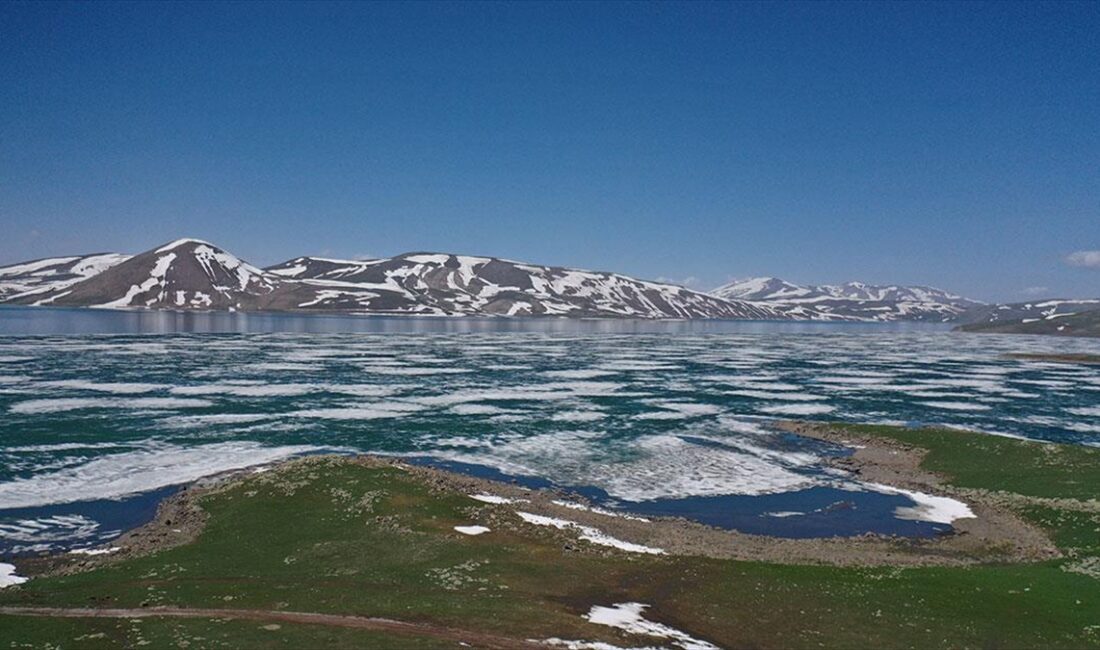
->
[1,306,1098,556]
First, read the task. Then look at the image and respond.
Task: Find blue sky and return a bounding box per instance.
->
[1,1,1097,302]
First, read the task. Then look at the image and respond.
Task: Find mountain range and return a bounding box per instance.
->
[0,239,779,320]
[1,238,1095,332]
[712,277,982,322]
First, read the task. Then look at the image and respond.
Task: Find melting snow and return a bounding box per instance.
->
[919,401,993,412]
[469,494,518,505]
[551,500,651,522]
[516,512,664,555]
[95,252,176,308]
[69,546,121,556]
[0,442,325,508]
[540,639,661,650]
[9,397,212,414]
[757,403,836,415]
[584,602,719,650]
[453,525,490,536]
[0,563,28,588]
[865,483,975,524]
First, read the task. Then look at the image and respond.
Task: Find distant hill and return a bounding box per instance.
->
[955,300,1100,337]
[711,276,982,322]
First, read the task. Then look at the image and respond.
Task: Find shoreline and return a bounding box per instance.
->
[3,421,1097,649]
[13,422,1064,580]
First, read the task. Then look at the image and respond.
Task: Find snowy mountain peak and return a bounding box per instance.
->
[713,277,815,301]
[154,237,216,253]
[5,239,278,310]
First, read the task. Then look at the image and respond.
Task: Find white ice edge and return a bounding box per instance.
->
[551,500,651,522]
[865,482,975,524]
[0,442,333,508]
[516,511,664,555]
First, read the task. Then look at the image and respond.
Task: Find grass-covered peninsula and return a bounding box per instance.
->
[2,423,1099,649]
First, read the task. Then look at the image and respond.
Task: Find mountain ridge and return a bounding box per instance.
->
[711,276,983,322]
[0,239,781,320]
[3,240,1047,323]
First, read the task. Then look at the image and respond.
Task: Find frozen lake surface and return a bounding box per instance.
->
[1,308,1098,555]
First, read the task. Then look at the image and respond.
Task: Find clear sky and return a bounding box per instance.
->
[1,1,1097,302]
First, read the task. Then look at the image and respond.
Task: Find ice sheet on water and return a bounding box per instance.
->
[9,397,213,414]
[2,330,1099,515]
[757,403,836,416]
[37,380,167,394]
[919,401,992,412]
[0,442,326,508]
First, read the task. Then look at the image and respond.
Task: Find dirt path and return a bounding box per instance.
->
[0,605,547,649]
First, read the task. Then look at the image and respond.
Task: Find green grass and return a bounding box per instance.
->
[2,425,1100,649]
[0,614,456,649]
[834,423,1100,499]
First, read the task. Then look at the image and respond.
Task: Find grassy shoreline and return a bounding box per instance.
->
[2,423,1099,649]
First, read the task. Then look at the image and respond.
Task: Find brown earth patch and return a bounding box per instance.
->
[0,605,544,649]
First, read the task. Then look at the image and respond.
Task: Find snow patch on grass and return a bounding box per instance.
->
[551,500,651,522]
[69,546,121,556]
[453,525,490,536]
[0,563,27,588]
[516,512,664,555]
[540,638,661,650]
[584,602,719,650]
[469,494,518,505]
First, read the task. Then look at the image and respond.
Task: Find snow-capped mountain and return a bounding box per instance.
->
[954,299,1100,330]
[712,277,983,322]
[264,253,782,318]
[0,239,783,319]
[5,239,279,310]
[956,299,1100,337]
[0,253,131,303]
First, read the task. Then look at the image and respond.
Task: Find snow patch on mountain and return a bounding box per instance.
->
[264,253,784,319]
[0,253,132,303]
[1,242,784,320]
[712,277,982,322]
[95,252,177,308]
